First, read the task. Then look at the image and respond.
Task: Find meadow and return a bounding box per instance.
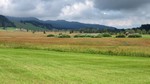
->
[0,31,150,84]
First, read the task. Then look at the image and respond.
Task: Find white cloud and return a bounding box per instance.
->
[59,0,94,19]
[0,0,12,14]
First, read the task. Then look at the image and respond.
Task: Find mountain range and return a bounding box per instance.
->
[0,15,117,31]
[0,15,149,31]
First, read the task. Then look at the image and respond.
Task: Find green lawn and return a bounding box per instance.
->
[0,48,150,84]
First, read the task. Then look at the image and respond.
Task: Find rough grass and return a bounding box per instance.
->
[0,36,150,57]
[0,48,150,84]
[0,31,150,84]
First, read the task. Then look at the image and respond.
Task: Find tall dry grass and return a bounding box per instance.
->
[0,31,150,57]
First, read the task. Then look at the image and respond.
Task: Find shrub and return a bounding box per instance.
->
[128,34,142,38]
[94,34,102,38]
[74,34,95,38]
[47,34,55,37]
[85,35,95,38]
[58,34,71,38]
[59,33,63,35]
[74,34,84,38]
[43,31,46,34]
[102,33,112,37]
[116,34,126,38]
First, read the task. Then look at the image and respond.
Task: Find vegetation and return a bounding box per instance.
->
[74,34,95,38]
[57,34,71,38]
[14,21,48,31]
[1,15,150,35]
[0,15,15,29]
[21,21,53,30]
[0,15,150,35]
[0,31,149,84]
[0,15,150,84]
[47,34,55,37]
[102,33,112,37]
[135,24,150,31]
[1,48,150,84]
[128,33,142,38]
[74,34,103,38]
[0,31,149,57]
[116,34,126,38]
[94,34,102,38]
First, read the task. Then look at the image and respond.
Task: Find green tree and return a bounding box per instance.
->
[70,30,74,34]
[43,31,46,34]
[148,30,150,34]
[136,29,142,34]
[125,29,135,33]
[142,29,147,34]
[2,22,6,30]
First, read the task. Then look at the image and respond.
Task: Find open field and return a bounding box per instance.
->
[0,31,150,57]
[0,31,150,84]
[0,48,150,84]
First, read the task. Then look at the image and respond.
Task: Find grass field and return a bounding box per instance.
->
[0,31,150,84]
[0,48,150,84]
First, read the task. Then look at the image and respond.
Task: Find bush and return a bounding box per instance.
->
[128,34,142,38]
[94,34,102,38]
[85,35,95,38]
[116,34,126,38]
[74,34,84,38]
[47,34,55,37]
[102,33,112,37]
[59,33,63,35]
[74,34,95,38]
[58,34,71,38]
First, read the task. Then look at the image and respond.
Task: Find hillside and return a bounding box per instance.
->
[0,15,15,28]
[139,24,150,31]
[13,21,48,31]
[7,16,117,31]
[44,20,116,30]
[132,24,150,32]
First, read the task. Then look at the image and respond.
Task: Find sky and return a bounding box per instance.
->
[0,0,150,28]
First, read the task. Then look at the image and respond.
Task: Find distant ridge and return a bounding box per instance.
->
[139,24,150,31]
[0,15,15,27]
[44,20,116,30]
[132,24,150,31]
[6,16,117,30]
[6,16,39,22]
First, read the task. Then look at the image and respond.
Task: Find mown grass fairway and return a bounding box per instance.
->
[0,48,150,84]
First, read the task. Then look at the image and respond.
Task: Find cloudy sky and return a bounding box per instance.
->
[0,0,150,28]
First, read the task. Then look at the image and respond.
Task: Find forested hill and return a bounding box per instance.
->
[6,16,117,31]
[0,15,15,28]
[43,20,116,30]
[139,24,150,31]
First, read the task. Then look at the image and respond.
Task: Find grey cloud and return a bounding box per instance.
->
[12,1,36,11]
[94,0,150,10]
[0,0,150,28]
[7,0,84,18]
